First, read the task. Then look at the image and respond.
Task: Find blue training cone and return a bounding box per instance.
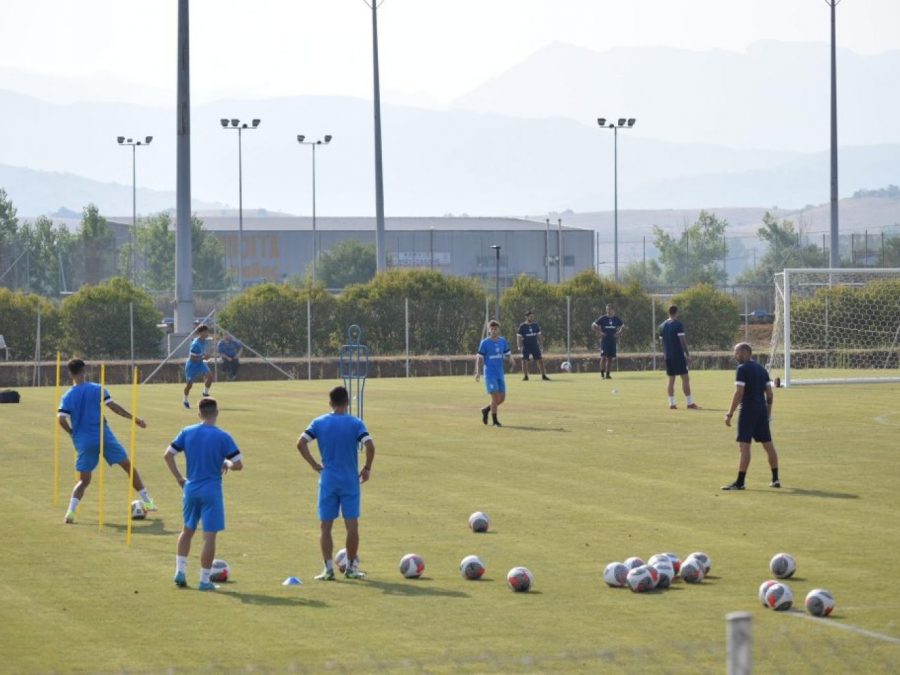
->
[282,576,303,586]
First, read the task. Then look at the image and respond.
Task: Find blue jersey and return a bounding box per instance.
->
[303,413,371,487]
[217,339,242,358]
[595,315,624,342]
[660,319,686,360]
[59,382,116,446]
[517,322,541,349]
[736,360,772,413]
[170,423,241,492]
[478,336,510,378]
[187,337,207,363]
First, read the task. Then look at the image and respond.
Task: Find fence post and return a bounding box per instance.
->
[405,297,410,378]
[129,301,135,369]
[307,296,312,381]
[566,295,571,363]
[33,310,42,386]
[725,611,752,675]
[744,294,749,341]
[651,300,656,371]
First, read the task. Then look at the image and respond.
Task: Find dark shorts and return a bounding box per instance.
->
[665,357,688,376]
[737,411,772,444]
[522,345,542,361]
[600,340,617,358]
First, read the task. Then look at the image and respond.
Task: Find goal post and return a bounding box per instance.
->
[770,268,900,387]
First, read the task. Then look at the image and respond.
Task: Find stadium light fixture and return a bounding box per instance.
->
[117,134,154,284]
[596,116,636,281]
[220,118,229,128]
[297,134,334,284]
[220,117,261,290]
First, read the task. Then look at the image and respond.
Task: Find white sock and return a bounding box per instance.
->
[200,568,211,584]
[68,497,80,512]
[668,396,676,406]
[176,556,187,574]
[139,489,151,502]
[324,559,334,571]
[202,389,210,397]
[183,395,189,402]
[686,395,694,405]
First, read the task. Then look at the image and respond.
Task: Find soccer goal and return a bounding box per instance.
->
[770,268,900,386]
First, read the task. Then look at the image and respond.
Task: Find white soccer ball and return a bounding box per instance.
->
[460,555,486,580]
[765,582,794,611]
[686,552,712,576]
[399,553,425,579]
[334,548,349,573]
[770,552,796,579]
[665,553,682,575]
[680,558,705,583]
[560,361,572,372]
[506,566,534,592]
[652,561,675,589]
[647,554,671,567]
[624,556,645,570]
[210,559,230,583]
[626,565,656,593]
[805,588,835,617]
[758,579,778,606]
[468,511,491,533]
[130,499,147,521]
[603,562,629,588]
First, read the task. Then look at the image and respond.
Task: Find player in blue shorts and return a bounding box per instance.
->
[298,386,376,581]
[164,397,243,590]
[476,319,512,427]
[517,310,550,381]
[721,343,780,491]
[183,324,214,409]
[593,303,625,379]
[57,358,156,524]
[659,305,699,409]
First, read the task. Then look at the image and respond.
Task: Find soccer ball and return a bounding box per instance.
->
[468,511,491,533]
[506,566,534,592]
[770,552,796,579]
[805,588,835,617]
[686,552,711,576]
[624,556,645,570]
[334,548,349,573]
[626,565,656,593]
[460,555,486,580]
[652,561,675,589]
[603,562,629,588]
[680,558,705,583]
[210,559,230,583]
[560,361,572,372]
[765,582,794,611]
[400,553,425,579]
[665,553,682,575]
[647,554,671,567]
[130,500,147,520]
[758,579,778,606]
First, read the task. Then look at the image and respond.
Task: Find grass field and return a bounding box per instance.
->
[1,369,899,673]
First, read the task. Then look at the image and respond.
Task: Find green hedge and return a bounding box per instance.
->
[0,288,61,360]
[671,284,739,350]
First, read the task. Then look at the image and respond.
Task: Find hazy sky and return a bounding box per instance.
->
[2,0,898,106]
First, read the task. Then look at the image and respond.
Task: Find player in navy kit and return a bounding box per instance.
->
[659,305,699,409]
[721,343,780,490]
[517,310,550,381]
[476,320,512,427]
[592,304,624,379]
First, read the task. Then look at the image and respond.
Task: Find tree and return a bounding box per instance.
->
[78,204,116,285]
[737,212,826,285]
[671,284,739,350]
[18,216,77,296]
[314,240,377,289]
[0,188,21,288]
[653,211,728,286]
[619,259,662,288]
[0,288,61,359]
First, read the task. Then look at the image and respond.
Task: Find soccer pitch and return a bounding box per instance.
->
[1,371,898,673]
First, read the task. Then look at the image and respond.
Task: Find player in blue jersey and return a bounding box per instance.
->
[183,324,214,409]
[57,358,156,524]
[164,397,243,590]
[476,319,513,427]
[298,386,376,581]
[659,305,699,409]
[721,343,780,491]
[517,310,550,381]
[592,303,625,379]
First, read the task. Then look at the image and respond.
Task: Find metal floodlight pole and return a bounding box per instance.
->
[117,136,152,284]
[827,0,841,267]
[221,118,261,290]
[366,0,387,273]
[597,117,636,282]
[174,0,193,336]
[491,244,501,321]
[297,135,332,284]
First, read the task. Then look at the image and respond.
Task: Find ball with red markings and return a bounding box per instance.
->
[805,588,835,617]
[400,553,425,579]
[506,566,534,592]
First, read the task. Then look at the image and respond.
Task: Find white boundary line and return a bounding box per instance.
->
[789,611,900,645]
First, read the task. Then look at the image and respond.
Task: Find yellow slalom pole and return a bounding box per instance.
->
[98,363,106,531]
[53,352,61,506]
[126,367,139,546]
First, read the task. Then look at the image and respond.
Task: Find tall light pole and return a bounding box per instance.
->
[827,0,841,267]
[220,117,260,290]
[297,134,332,284]
[175,0,193,337]
[116,135,152,284]
[491,244,501,321]
[597,117,636,282]
[364,0,387,273]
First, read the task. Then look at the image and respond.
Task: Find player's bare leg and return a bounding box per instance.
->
[491,391,505,426]
[118,460,156,510]
[65,470,93,522]
[682,374,700,409]
[537,358,550,380]
[202,372,213,396]
[762,441,780,487]
[344,518,360,561]
[521,357,529,381]
[721,442,752,490]
[174,526,195,586]
[197,531,218,589]
[319,520,334,562]
[667,375,677,408]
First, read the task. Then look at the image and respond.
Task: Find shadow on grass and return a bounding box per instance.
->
[224,590,328,608]
[104,519,178,536]
[777,488,860,500]
[357,578,469,598]
[500,425,570,433]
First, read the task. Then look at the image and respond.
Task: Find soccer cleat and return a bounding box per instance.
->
[522,375,529,381]
[141,498,158,513]
[202,390,210,397]
[687,403,701,409]
[314,568,335,581]
[174,571,187,588]
[721,482,746,491]
[344,567,367,580]
[198,581,217,591]
[492,420,502,427]
[183,399,190,409]
[542,375,551,381]
[769,480,781,488]
[669,404,678,410]
[606,373,612,379]
[481,407,490,425]
[64,510,77,524]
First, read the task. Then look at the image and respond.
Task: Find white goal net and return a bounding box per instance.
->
[770,269,900,386]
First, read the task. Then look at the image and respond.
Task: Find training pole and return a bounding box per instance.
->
[98,363,106,531]
[53,352,61,506]
[126,367,139,546]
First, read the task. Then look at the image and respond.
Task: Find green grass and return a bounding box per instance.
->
[1,371,899,673]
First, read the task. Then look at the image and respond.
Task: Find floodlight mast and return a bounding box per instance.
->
[596,117,636,282]
[220,118,261,289]
[297,135,334,284]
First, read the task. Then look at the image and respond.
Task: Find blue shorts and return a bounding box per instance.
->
[522,345,542,361]
[665,357,688,376]
[600,340,617,358]
[318,480,361,521]
[183,486,225,532]
[74,436,129,472]
[737,411,772,444]
[185,360,210,382]
[484,374,506,395]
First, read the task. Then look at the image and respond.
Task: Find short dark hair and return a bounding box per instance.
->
[525,310,534,317]
[196,324,210,334]
[199,397,218,418]
[488,319,500,328]
[330,386,350,407]
[67,358,86,375]
[668,305,678,316]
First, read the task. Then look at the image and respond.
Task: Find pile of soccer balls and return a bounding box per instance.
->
[604,551,711,592]
[759,552,835,617]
